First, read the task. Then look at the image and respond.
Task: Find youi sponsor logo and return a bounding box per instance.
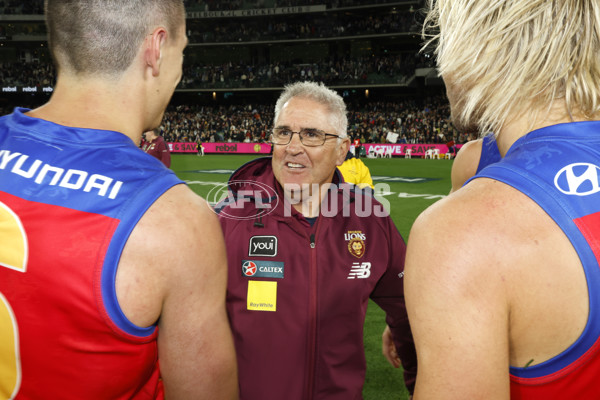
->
[554,163,600,196]
[249,236,278,257]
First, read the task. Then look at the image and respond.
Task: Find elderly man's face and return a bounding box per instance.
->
[271,97,349,193]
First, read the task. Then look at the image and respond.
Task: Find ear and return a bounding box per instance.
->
[144,27,168,77]
[335,137,351,166]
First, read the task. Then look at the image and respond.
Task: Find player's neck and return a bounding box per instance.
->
[28,73,145,144]
[497,101,591,156]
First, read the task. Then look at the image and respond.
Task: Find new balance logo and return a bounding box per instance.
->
[554,163,600,196]
[347,262,371,279]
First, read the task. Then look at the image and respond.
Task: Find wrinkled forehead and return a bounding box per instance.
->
[276,97,337,132]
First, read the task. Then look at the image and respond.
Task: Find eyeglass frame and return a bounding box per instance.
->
[269,127,343,147]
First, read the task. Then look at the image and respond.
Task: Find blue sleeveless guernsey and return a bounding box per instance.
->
[471,121,600,399]
[476,132,502,174]
[0,108,182,399]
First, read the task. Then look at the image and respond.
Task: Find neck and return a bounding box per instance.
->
[27,73,146,145]
[496,101,591,156]
[285,181,335,218]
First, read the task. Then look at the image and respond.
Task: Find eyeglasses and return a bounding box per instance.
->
[270,128,341,147]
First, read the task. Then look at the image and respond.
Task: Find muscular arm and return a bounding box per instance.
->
[118,185,238,399]
[405,188,510,399]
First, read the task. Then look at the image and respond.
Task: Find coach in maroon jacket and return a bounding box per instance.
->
[216,81,416,399]
[142,128,171,168]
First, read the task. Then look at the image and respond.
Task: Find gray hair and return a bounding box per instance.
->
[273,81,348,138]
[423,0,600,136]
[45,0,185,77]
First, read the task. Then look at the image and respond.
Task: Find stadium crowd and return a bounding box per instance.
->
[180,53,426,89]
[0,52,430,90]
[158,96,468,146]
[0,0,43,15]
[0,0,450,149]
[187,9,420,43]
[0,0,416,15]
[0,61,55,87]
[184,0,414,11]
[0,96,467,148]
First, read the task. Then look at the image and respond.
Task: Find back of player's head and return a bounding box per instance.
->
[273,81,348,138]
[423,0,600,135]
[44,0,185,78]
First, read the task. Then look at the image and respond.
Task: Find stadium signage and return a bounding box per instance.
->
[1,86,54,93]
[215,143,238,153]
[363,143,457,157]
[166,142,272,154]
[187,5,325,19]
[168,143,197,152]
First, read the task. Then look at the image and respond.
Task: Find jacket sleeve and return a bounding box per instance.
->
[158,138,171,168]
[370,218,417,394]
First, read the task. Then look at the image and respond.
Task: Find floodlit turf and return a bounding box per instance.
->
[171,153,454,400]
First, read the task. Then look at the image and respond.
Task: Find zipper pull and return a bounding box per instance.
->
[310,233,315,248]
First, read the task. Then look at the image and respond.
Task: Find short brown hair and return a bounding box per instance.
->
[45,0,185,77]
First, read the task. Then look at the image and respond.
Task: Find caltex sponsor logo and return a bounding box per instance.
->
[242,261,257,276]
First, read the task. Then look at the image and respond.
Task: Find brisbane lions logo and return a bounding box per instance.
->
[347,238,365,259]
[345,230,366,259]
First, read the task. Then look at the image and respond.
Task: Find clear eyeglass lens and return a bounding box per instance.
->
[300,130,325,145]
[273,129,325,146]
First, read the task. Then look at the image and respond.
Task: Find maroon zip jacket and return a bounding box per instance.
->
[142,135,171,168]
[216,157,416,399]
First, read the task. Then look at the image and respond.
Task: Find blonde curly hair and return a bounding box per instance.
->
[423,0,600,136]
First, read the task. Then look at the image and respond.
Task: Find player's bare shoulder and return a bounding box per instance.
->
[116,183,223,327]
[450,138,483,193]
[408,177,526,279]
[133,183,222,274]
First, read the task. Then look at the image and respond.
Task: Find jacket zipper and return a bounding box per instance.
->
[305,222,320,398]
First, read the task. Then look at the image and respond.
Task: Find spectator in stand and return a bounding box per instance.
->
[351,135,363,158]
[143,128,172,168]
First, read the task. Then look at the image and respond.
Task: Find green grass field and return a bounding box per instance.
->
[171,153,454,400]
